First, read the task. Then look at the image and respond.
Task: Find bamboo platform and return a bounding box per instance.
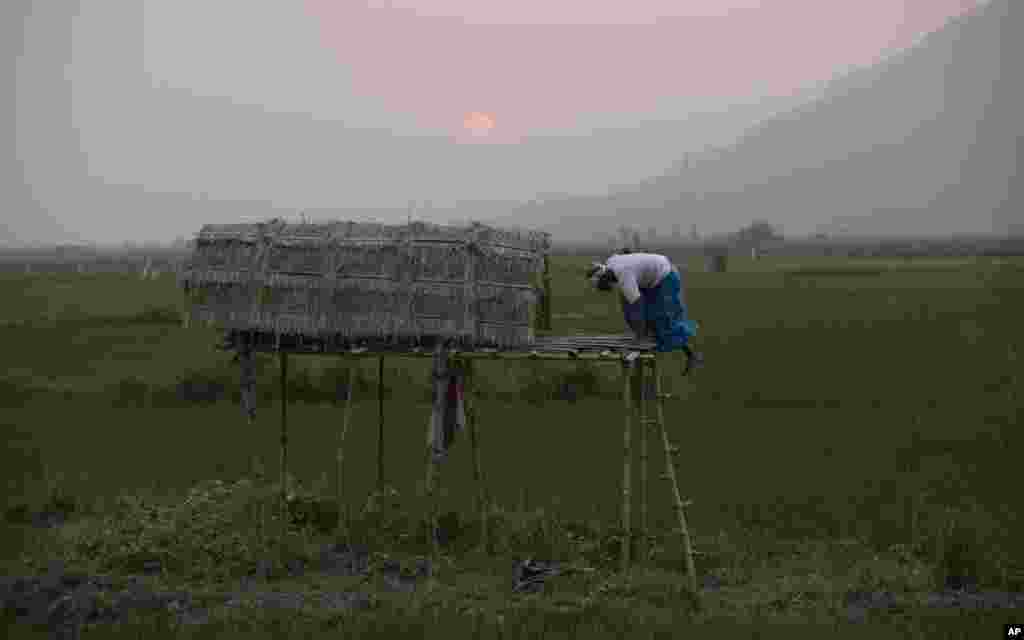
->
[220,329,697,597]
[219,330,659,360]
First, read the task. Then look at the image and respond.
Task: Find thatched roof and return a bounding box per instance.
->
[180,220,551,348]
[194,219,548,249]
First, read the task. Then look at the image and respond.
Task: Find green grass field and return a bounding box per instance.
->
[2,255,1022,636]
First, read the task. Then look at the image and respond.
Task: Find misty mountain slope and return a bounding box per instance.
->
[659,0,1020,236]
[963,0,1022,236]
[726,11,977,174]
[512,0,1020,240]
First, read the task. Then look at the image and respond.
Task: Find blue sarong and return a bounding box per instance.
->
[623,269,698,353]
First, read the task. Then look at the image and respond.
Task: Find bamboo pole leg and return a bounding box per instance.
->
[620,358,633,573]
[637,361,648,564]
[279,351,289,532]
[464,359,489,554]
[542,254,553,331]
[336,362,356,542]
[424,345,446,562]
[653,356,698,594]
[239,337,259,535]
[377,356,385,490]
[240,335,257,428]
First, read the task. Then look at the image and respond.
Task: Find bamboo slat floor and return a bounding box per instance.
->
[218,331,659,359]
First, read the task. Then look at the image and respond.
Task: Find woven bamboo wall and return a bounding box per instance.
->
[180,220,551,347]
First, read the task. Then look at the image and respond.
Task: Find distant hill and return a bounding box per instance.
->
[495,0,1021,242]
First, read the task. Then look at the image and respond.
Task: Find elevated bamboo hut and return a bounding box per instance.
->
[179,218,697,593]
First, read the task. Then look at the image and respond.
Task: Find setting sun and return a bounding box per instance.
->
[463,111,496,136]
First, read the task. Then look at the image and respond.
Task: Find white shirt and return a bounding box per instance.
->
[605,253,672,304]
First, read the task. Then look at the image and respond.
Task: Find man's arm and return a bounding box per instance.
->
[621,295,647,337]
[618,272,642,305]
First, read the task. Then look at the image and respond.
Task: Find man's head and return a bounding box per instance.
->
[587,262,617,291]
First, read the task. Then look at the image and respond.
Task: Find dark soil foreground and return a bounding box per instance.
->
[5,540,1024,638]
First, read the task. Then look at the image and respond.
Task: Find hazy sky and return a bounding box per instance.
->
[147,0,980,141]
[9,0,986,245]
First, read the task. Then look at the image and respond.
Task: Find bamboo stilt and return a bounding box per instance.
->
[425,345,446,561]
[239,334,257,427]
[906,426,921,548]
[637,361,648,564]
[620,358,633,573]
[541,254,553,331]
[652,356,697,594]
[336,362,355,540]
[464,358,489,554]
[279,351,289,529]
[377,356,385,490]
[251,454,266,550]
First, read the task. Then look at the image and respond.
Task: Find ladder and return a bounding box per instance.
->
[624,354,698,595]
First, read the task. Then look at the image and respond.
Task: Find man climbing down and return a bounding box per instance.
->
[586,252,704,374]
